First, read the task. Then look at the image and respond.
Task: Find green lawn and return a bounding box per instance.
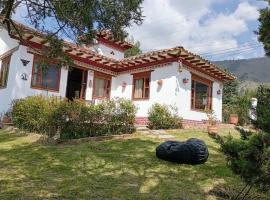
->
[0,127,267,200]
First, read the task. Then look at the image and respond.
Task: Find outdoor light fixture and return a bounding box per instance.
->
[178,61,184,72]
[217,89,221,95]
[121,82,127,88]
[89,80,92,87]
[157,79,163,86]
[183,78,189,84]
[121,82,127,92]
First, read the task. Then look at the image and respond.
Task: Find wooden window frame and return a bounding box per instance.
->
[191,74,212,112]
[92,71,112,99]
[132,71,151,101]
[80,69,88,100]
[0,55,11,89]
[31,55,61,92]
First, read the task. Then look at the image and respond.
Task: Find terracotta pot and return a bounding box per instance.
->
[229,114,238,125]
[2,116,12,124]
[207,125,218,135]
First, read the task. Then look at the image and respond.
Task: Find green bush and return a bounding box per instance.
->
[12,96,137,139]
[147,103,183,130]
[220,85,270,197]
[221,132,270,193]
[54,98,137,139]
[12,96,59,135]
[254,85,270,132]
[222,90,254,125]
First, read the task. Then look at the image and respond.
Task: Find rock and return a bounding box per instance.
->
[156,139,209,165]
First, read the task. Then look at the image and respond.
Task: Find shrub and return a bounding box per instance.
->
[12,96,59,135]
[54,98,137,139]
[254,85,270,132]
[147,103,183,129]
[11,96,137,139]
[221,132,270,194]
[220,85,270,198]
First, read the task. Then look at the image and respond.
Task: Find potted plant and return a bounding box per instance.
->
[2,111,12,124]
[229,114,238,125]
[206,110,218,135]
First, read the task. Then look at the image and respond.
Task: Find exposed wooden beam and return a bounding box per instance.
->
[181,54,189,58]
[150,56,159,61]
[142,58,150,62]
[158,54,167,59]
[94,58,102,62]
[196,63,205,66]
[26,35,34,41]
[135,60,143,64]
[65,49,73,53]
[76,52,84,56]
[201,65,211,69]
[40,40,48,45]
[185,57,195,60]
[190,60,200,63]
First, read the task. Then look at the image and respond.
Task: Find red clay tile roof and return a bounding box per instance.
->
[0,19,235,82]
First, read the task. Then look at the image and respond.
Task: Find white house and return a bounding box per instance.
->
[0,21,235,126]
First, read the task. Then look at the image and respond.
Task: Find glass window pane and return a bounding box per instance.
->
[134,79,143,98]
[145,78,150,87]
[145,88,149,98]
[43,66,58,89]
[32,64,41,87]
[195,82,209,110]
[94,77,106,97]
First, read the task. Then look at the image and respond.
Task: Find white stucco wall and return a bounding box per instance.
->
[111,63,223,121]
[0,29,69,114]
[0,28,223,121]
[94,43,124,60]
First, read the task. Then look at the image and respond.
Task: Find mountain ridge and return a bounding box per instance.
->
[214,57,270,83]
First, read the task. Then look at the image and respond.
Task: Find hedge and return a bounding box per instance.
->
[12,96,137,139]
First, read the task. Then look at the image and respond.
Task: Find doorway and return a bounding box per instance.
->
[66,68,88,100]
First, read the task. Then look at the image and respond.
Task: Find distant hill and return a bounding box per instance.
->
[214,57,270,83]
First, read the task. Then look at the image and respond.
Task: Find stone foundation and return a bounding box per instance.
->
[135,117,211,129]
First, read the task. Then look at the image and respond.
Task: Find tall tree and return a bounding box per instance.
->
[124,41,142,57]
[0,0,144,65]
[258,0,270,56]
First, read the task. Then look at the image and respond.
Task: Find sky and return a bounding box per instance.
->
[13,0,268,61]
[126,0,268,61]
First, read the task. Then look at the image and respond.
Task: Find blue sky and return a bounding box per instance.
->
[13,0,268,61]
[126,0,268,61]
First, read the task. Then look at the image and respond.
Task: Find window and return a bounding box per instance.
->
[191,74,212,111]
[93,72,111,99]
[31,57,61,91]
[132,71,151,100]
[0,55,11,88]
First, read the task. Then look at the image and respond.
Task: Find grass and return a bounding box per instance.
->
[0,127,267,200]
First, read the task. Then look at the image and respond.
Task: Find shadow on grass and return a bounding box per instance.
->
[0,131,247,200]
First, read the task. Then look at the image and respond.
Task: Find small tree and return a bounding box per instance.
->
[257,0,270,56]
[254,85,270,132]
[124,41,142,57]
[223,79,239,105]
[222,79,239,123]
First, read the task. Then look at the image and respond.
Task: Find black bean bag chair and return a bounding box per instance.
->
[156,139,209,165]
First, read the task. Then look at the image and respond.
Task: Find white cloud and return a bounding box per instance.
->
[234,2,260,20]
[127,0,262,60]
